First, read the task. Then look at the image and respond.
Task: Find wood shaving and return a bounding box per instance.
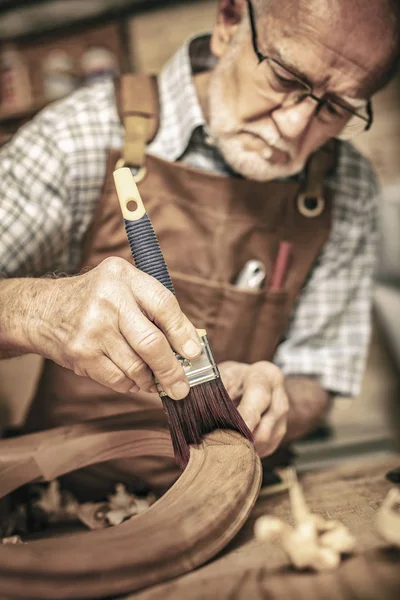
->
[255,468,356,572]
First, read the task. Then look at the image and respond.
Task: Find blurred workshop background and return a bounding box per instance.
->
[0,0,399,467]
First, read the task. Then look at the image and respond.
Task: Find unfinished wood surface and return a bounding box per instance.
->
[128,454,400,600]
[0,412,262,599]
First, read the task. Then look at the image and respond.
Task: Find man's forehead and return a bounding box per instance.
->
[261,0,392,48]
[256,0,397,96]
[263,0,393,26]
[265,0,336,23]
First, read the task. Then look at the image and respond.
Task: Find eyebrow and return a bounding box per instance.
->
[270,47,314,87]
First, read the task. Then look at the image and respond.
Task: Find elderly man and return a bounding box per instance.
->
[0,0,398,493]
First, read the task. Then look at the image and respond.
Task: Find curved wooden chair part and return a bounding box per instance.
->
[0,410,262,599]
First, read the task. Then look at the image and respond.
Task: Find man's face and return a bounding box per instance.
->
[207,0,393,181]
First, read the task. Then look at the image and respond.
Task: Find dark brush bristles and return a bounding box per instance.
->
[162,377,253,469]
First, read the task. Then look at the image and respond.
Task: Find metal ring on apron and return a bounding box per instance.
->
[297,192,325,218]
[115,158,147,183]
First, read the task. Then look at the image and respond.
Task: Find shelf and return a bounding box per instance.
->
[0,0,196,43]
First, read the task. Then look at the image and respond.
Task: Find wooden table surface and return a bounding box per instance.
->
[127,454,400,600]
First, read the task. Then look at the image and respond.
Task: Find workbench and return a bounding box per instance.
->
[127,454,400,600]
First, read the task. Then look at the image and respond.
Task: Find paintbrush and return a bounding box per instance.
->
[113,167,252,468]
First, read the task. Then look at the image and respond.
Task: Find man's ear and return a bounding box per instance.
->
[211,0,248,58]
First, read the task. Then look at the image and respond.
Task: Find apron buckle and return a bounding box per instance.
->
[297,192,325,218]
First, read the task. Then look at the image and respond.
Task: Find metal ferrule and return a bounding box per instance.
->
[156,333,220,398]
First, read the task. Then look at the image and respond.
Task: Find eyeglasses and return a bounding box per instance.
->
[247,0,373,139]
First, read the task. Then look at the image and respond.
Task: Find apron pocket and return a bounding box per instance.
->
[210,284,266,363]
[171,271,289,364]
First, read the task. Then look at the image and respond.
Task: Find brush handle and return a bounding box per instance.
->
[113,167,175,294]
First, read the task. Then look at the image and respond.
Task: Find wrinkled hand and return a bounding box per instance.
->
[33,257,201,399]
[219,361,289,457]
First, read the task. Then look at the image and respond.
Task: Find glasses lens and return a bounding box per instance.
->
[252,52,370,140]
[254,66,369,138]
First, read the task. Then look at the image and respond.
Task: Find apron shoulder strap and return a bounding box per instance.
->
[300,139,338,214]
[115,73,160,168]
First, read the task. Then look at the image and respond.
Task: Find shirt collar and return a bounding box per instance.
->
[147,34,214,161]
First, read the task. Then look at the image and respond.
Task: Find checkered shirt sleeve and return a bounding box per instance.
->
[0,80,121,277]
[273,142,379,397]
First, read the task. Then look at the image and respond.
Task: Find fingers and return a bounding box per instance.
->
[120,303,191,400]
[218,361,250,401]
[238,384,269,431]
[133,272,202,361]
[237,362,278,429]
[254,385,289,457]
[105,334,155,393]
[80,355,142,396]
[235,361,288,457]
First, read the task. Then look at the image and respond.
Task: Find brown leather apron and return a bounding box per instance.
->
[25,75,336,499]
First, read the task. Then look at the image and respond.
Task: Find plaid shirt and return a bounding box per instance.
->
[0,35,379,397]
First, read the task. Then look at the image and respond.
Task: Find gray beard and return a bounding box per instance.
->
[207,61,305,182]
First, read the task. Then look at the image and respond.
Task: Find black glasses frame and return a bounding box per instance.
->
[247,0,373,132]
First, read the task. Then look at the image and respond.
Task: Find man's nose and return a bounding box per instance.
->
[271,98,316,139]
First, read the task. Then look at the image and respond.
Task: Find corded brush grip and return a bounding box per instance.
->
[113,167,175,295]
[124,215,175,294]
